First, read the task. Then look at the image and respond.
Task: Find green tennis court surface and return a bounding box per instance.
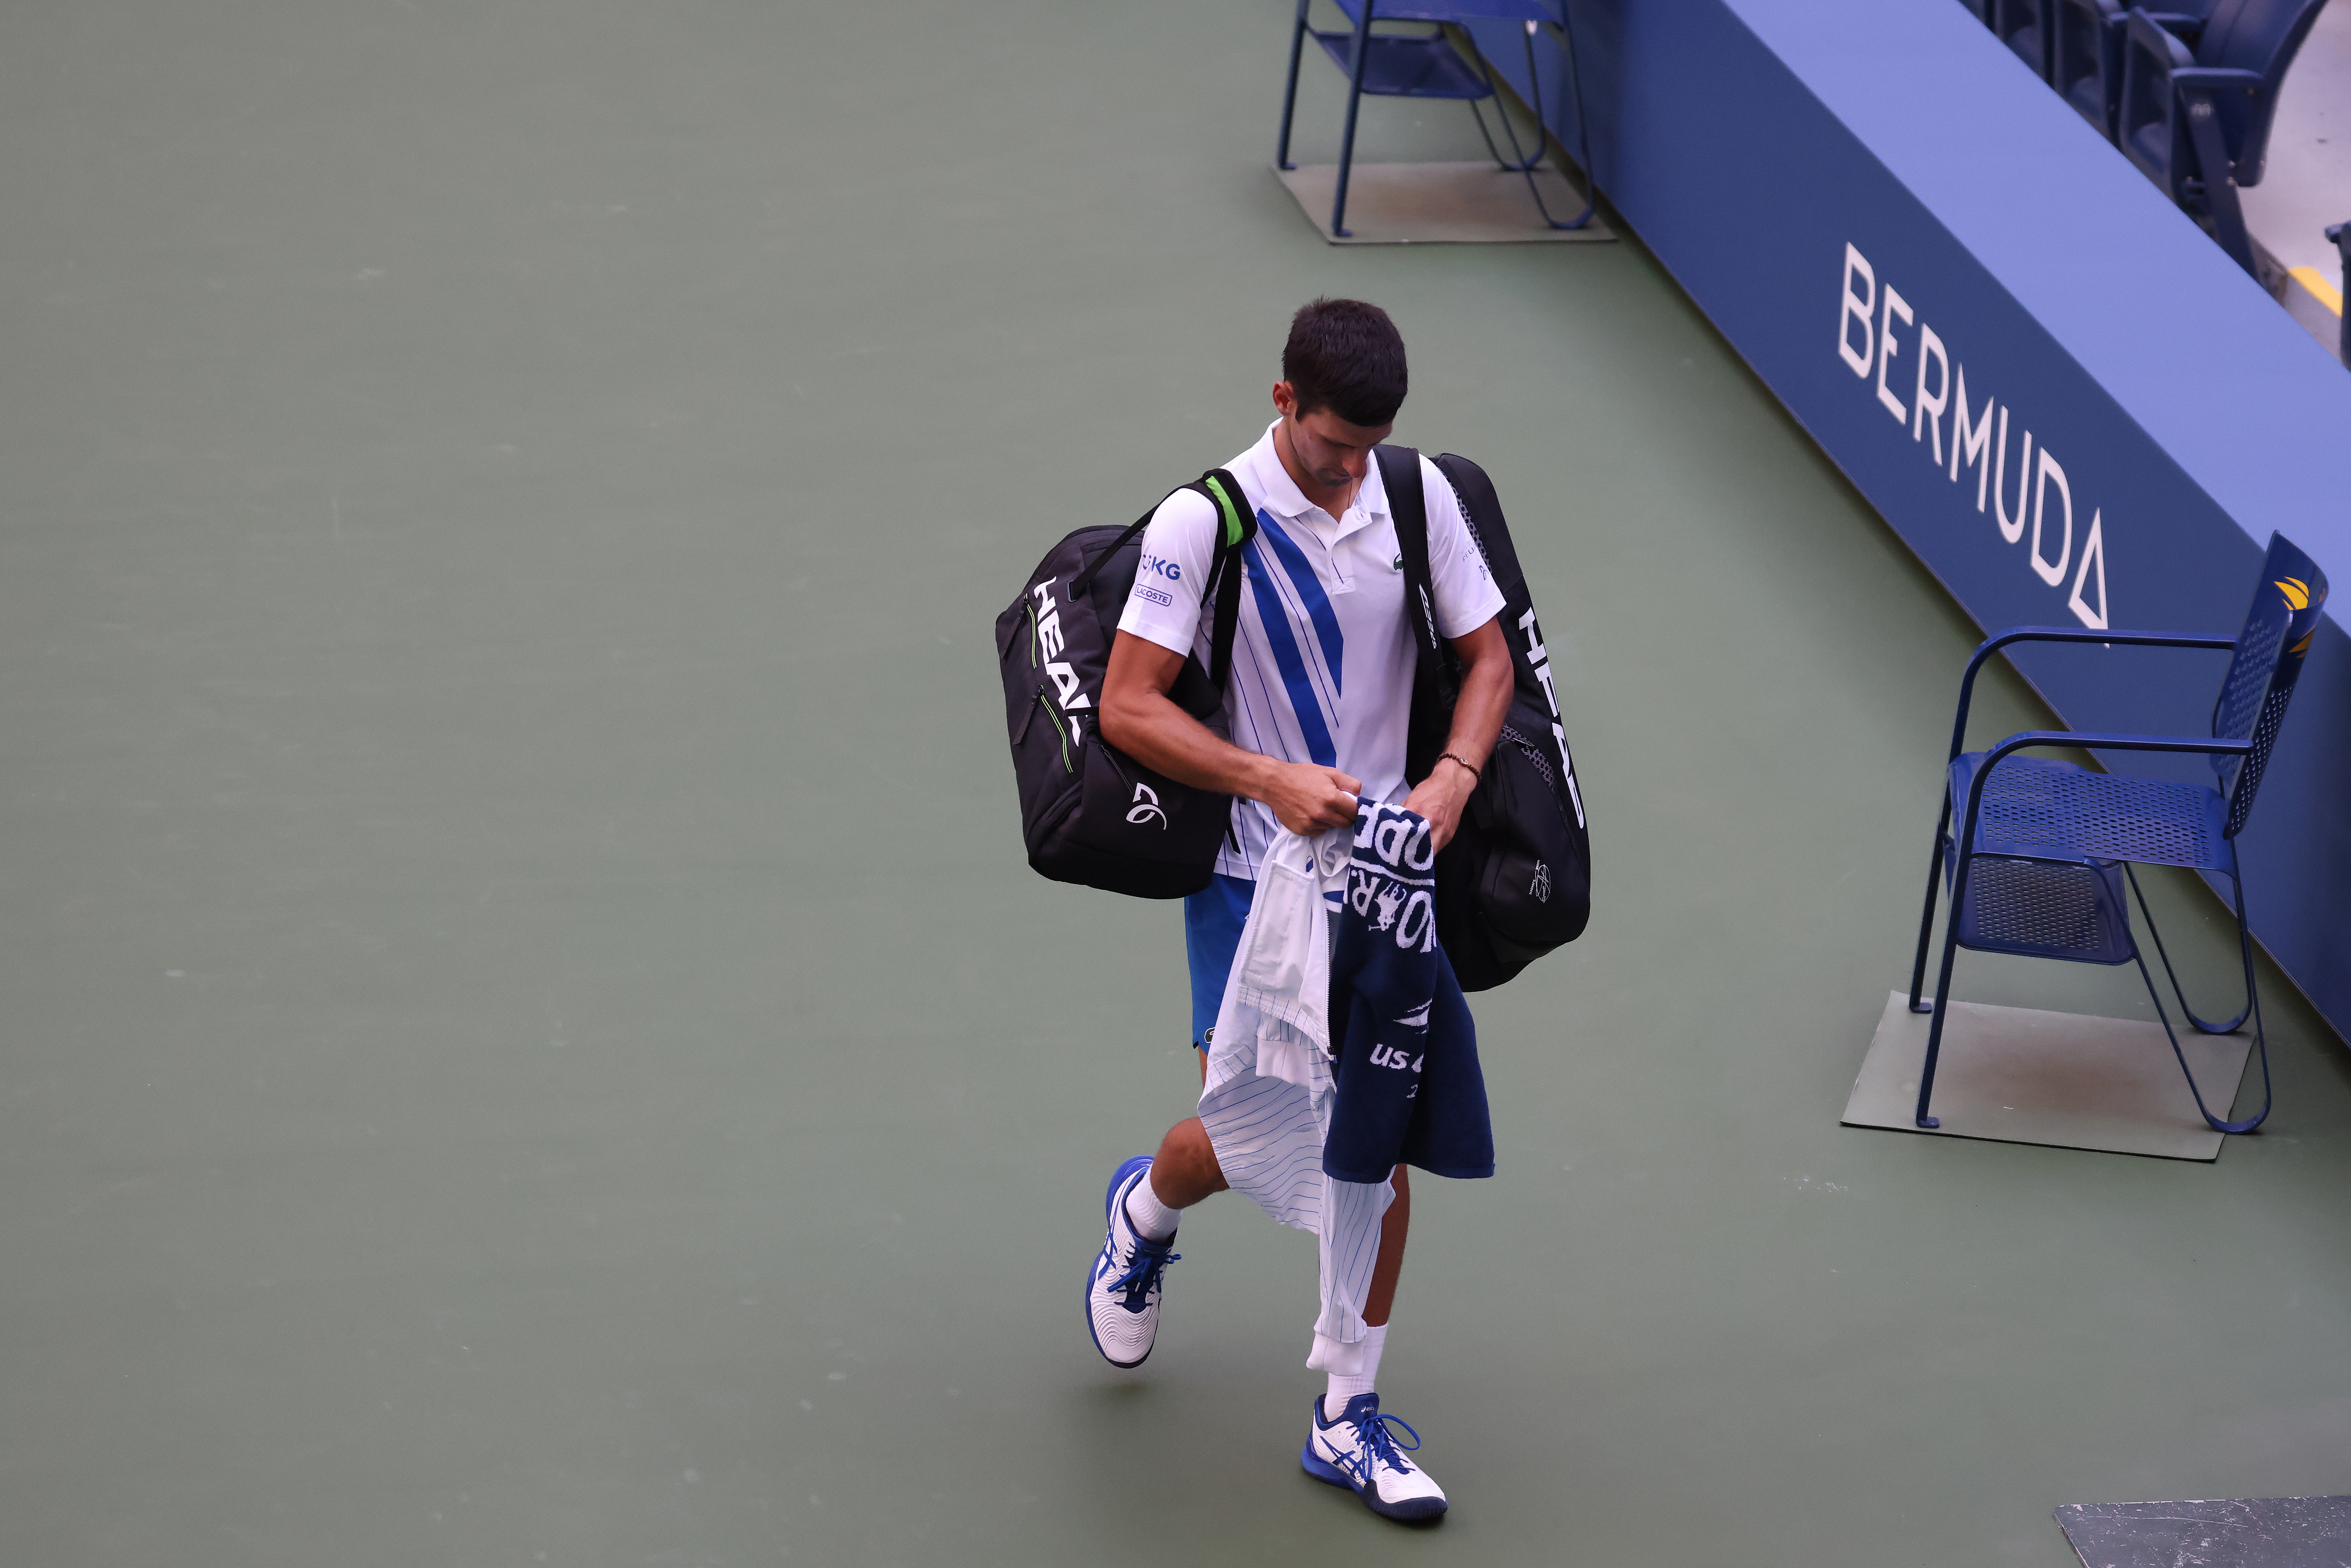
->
[3,2,2348,1564]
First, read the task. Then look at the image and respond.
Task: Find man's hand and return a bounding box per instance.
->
[1400,615,1513,853]
[1103,633,1362,833]
[1260,761,1363,836]
[1401,760,1478,852]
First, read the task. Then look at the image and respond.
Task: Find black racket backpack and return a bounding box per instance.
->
[1383,446,1593,990]
[995,471,1258,898]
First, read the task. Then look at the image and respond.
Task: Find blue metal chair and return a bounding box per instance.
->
[2116,0,2330,275]
[2052,0,2217,137]
[1994,0,2059,80]
[1906,534,2329,1134]
[1275,0,1594,238]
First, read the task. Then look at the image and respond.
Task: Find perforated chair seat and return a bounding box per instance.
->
[1949,852,2137,964]
[1310,29,1493,97]
[1948,752,2230,871]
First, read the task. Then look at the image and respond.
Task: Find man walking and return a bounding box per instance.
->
[1086,298,1513,1520]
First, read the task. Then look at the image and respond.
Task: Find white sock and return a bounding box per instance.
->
[1123,1166,1181,1241]
[1322,1324,1388,1419]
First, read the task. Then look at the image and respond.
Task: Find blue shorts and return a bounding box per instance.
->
[1183,873,1255,1051]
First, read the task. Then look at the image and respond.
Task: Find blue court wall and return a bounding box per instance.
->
[1462,0,2351,1043]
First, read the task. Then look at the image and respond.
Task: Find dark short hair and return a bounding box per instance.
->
[1282,298,1408,427]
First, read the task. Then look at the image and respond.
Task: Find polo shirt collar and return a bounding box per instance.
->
[1242,421,1390,544]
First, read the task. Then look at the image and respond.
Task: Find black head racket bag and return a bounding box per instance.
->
[995,471,1258,898]
[1382,446,1592,991]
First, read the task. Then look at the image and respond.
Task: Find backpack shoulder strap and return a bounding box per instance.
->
[1070,469,1256,696]
[1189,468,1256,692]
[1378,445,1441,671]
[1069,503,1160,600]
[1378,444,1458,785]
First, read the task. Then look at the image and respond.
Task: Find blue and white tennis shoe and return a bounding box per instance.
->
[1302,1393,1449,1521]
[1084,1156,1179,1369]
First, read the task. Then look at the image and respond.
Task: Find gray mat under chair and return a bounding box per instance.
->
[1275,162,1613,244]
[1844,992,2253,1161]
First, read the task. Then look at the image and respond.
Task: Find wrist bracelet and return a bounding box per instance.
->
[1439,750,1481,783]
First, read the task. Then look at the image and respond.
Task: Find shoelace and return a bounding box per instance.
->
[1352,1409,1422,1478]
[1107,1240,1179,1310]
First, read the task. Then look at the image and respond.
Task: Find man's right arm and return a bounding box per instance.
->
[1099,630,1361,836]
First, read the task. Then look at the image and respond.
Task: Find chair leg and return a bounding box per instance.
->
[1276,0,1311,172]
[1915,883,1969,1129]
[2181,85,2258,276]
[2132,947,2270,1133]
[1329,3,1375,237]
[1538,13,1598,231]
[1453,19,1598,230]
[1465,87,1535,174]
[1463,21,1596,231]
[1462,27,1541,173]
[2123,863,2250,1034]
[1907,797,1954,1014]
[2220,863,2274,1129]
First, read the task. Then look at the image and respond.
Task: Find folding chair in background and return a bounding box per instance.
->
[1274,0,1594,238]
[1993,0,2060,79]
[2115,0,2331,275]
[1906,534,2329,1134]
[2051,0,2218,138]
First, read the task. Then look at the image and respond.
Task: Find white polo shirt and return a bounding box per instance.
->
[1118,422,1505,882]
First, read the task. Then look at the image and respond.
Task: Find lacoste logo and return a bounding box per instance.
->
[1530,861,1551,903]
[1126,782,1168,829]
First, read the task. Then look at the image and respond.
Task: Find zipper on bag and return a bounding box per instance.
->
[1036,692,1073,773]
[1014,680,1042,745]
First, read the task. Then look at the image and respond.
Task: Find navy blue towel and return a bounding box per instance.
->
[1321,806,1495,1185]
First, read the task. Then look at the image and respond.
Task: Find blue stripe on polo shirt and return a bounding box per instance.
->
[1252,530,1340,725]
[1242,537,1339,769]
[1254,516,1345,697]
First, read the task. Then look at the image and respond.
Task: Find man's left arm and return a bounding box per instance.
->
[1400,615,1511,851]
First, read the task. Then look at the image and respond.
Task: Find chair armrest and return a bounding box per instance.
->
[1946,627,2236,763]
[2125,8,2198,68]
[2169,66,2266,92]
[1982,730,2252,764]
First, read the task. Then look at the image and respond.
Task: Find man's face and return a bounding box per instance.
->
[1272,381,1393,494]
